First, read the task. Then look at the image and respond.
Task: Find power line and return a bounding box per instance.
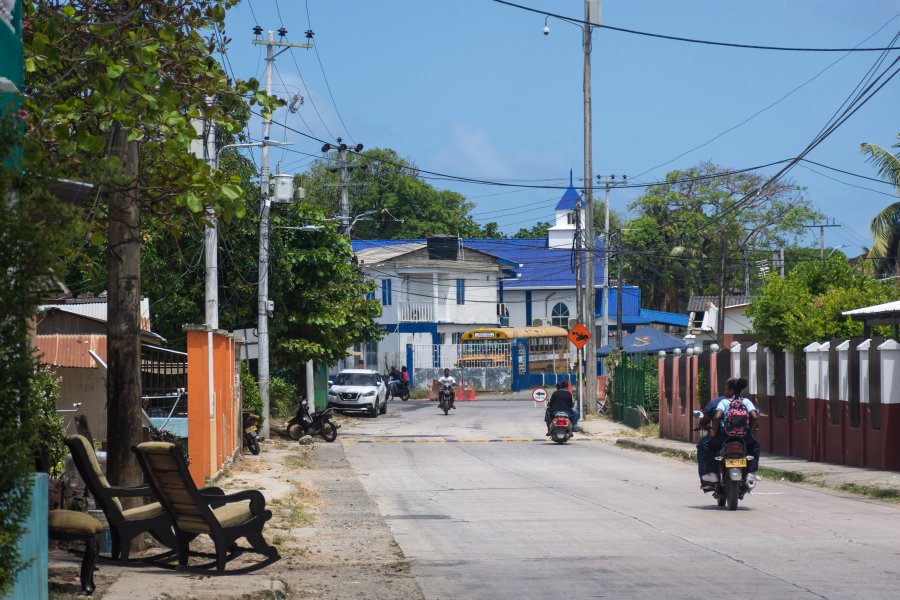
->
[304,0,355,142]
[492,0,900,52]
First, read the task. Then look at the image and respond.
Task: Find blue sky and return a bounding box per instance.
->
[223,1,900,253]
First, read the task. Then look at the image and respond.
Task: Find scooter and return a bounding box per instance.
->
[387,378,410,401]
[242,411,261,455]
[548,411,573,444]
[438,383,454,415]
[692,410,757,510]
[286,397,340,442]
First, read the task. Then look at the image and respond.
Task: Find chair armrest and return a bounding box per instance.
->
[198,487,225,496]
[106,484,153,498]
[199,487,226,508]
[211,489,267,515]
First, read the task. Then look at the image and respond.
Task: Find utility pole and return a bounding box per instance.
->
[252,29,311,439]
[202,111,218,330]
[582,0,599,415]
[615,229,623,349]
[716,232,728,348]
[574,195,584,415]
[322,138,366,235]
[803,219,841,266]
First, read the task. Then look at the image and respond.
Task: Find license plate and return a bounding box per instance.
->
[725,458,747,468]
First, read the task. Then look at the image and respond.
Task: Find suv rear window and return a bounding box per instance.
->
[334,373,377,386]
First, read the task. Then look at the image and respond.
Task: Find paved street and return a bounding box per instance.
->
[345,399,900,600]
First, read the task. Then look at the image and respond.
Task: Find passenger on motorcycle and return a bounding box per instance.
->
[545,381,579,435]
[697,378,760,486]
[401,365,410,385]
[438,368,457,409]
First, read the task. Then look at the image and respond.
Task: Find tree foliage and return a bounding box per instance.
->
[0,113,72,594]
[860,135,900,277]
[301,147,493,239]
[622,163,821,312]
[746,255,899,353]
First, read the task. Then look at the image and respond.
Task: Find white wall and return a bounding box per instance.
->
[504,289,578,327]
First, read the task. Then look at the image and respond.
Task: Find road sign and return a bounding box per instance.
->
[532,388,548,403]
[568,322,592,350]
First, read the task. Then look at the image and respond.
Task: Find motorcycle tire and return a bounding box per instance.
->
[287,422,304,441]
[727,480,740,511]
[247,436,261,455]
[401,392,409,401]
[441,400,449,415]
[320,420,338,443]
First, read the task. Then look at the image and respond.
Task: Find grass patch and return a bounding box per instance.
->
[838,482,900,501]
[283,453,310,470]
[269,482,320,528]
[757,468,804,483]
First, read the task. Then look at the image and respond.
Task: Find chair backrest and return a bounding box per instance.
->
[65,434,124,517]
[133,442,215,534]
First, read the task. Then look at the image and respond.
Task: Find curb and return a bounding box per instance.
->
[614,438,807,484]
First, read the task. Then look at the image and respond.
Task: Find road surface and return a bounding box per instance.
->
[342,399,900,600]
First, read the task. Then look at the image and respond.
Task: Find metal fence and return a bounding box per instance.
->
[612,352,655,428]
[141,343,188,418]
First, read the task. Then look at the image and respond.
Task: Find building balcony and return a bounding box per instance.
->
[399,302,433,323]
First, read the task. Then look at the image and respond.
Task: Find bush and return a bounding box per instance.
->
[269,377,298,418]
[29,367,66,478]
[240,362,262,416]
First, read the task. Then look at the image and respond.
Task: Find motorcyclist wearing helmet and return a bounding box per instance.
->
[545,381,579,435]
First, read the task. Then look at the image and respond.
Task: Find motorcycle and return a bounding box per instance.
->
[438,383,454,415]
[286,397,340,442]
[548,411,573,444]
[386,377,410,401]
[242,411,261,455]
[692,410,757,510]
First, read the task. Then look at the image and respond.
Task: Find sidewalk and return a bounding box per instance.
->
[592,422,900,499]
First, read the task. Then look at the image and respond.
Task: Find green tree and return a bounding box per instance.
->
[513,221,552,239]
[746,255,898,353]
[860,135,900,277]
[623,163,821,312]
[302,148,485,239]
[0,113,72,593]
[25,0,269,489]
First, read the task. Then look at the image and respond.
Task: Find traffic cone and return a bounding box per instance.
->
[464,379,476,401]
[429,379,439,401]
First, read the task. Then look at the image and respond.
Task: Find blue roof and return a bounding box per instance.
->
[555,170,580,211]
[597,326,688,357]
[353,238,606,290]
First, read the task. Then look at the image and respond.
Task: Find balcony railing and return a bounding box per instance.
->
[400,302,434,323]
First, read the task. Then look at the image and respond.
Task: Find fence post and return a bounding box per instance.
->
[406,344,414,388]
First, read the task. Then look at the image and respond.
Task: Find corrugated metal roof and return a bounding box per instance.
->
[39,298,152,331]
[686,295,751,312]
[637,308,690,327]
[356,242,426,265]
[842,300,900,316]
[33,334,107,368]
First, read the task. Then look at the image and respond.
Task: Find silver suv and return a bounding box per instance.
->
[327,369,388,417]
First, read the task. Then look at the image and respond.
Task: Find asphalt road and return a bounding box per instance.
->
[342,399,900,600]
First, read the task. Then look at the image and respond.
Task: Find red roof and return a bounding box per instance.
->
[33,334,107,368]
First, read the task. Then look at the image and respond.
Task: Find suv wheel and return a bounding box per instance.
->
[379,395,387,414]
[369,402,378,418]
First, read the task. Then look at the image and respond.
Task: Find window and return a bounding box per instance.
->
[381,279,392,305]
[366,290,375,301]
[452,332,462,345]
[456,279,465,305]
[551,302,570,328]
[567,211,576,225]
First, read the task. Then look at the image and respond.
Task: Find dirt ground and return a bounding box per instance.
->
[48,425,426,600]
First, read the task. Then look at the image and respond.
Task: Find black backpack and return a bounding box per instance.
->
[723,396,749,437]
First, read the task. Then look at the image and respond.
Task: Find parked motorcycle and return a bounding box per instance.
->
[692,410,757,510]
[438,383,453,415]
[386,378,410,401]
[548,411,573,444]
[242,411,261,455]
[286,397,340,442]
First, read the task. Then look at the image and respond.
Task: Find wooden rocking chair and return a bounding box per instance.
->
[65,434,176,560]
[133,441,279,572]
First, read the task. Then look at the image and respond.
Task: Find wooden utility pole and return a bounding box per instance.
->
[106,127,142,491]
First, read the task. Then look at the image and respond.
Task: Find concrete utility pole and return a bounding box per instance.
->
[582,0,599,414]
[322,139,366,235]
[615,229,623,349]
[252,29,311,438]
[202,114,218,330]
[803,219,841,266]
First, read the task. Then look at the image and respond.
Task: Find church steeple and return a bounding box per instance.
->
[547,169,584,249]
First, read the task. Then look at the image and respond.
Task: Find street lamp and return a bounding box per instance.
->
[827,243,851,259]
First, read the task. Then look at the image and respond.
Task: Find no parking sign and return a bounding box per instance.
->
[532,387,548,407]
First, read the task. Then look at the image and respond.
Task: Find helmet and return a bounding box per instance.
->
[557,381,568,390]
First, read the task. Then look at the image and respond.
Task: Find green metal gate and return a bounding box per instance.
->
[612,353,656,428]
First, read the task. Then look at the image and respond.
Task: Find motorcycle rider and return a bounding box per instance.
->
[698,377,760,487]
[545,380,579,435]
[437,368,457,409]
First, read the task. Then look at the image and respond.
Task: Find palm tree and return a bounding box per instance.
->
[860,135,900,277]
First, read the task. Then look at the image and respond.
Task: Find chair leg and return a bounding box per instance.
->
[175,532,191,567]
[81,536,97,595]
[114,528,131,561]
[149,524,176,550]
[212,533,228,572]
[246,529,279,559]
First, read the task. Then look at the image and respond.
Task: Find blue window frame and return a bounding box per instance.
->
[381,279,392,305]
[456,279,465,305]
[366,290,375,301]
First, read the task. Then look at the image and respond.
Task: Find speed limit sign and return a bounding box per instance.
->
[532,388,548,404]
